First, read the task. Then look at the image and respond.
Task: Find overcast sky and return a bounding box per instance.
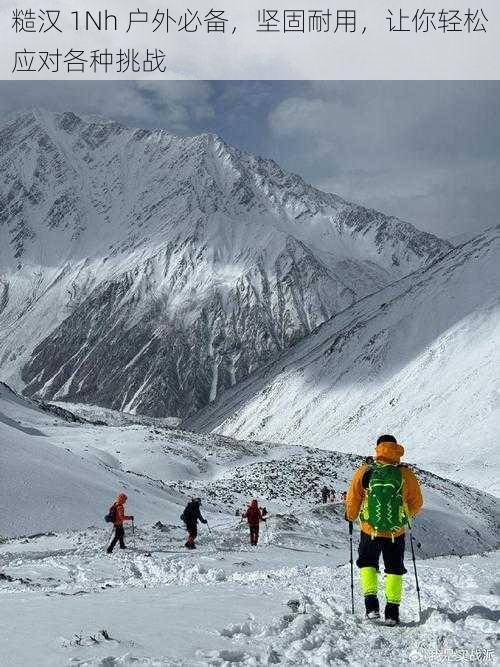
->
[1,81,498,240]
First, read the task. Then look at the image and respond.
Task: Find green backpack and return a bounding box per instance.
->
[361,463,406,534]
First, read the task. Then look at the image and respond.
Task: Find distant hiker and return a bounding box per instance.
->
[181,498,207,549]
[244,499,266,545]
[106,493,134,554]
[330,489,336,503]
[341,491,347,504]
[321,485,329,503]
[345,435,423,626]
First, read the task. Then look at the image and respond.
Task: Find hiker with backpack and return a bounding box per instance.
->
[345,435,423,626]
[106,493,134,553]
[181,497,207,549]
[243,499,266,545]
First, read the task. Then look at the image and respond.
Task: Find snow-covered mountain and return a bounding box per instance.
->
[0,109,451,417]
[448,231,477,247]
[186,227,500,495]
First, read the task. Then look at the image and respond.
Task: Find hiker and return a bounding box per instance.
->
[181,498,207,549]
[106,493,134,553]
[330,489,336,503]
[345,435,423,626]
[341,491,347,504]
[321,485,330,503]
[244,499,266,545]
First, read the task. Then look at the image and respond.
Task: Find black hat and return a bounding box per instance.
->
[376,434,397,445]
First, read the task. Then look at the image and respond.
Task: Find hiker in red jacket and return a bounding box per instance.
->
[107,493,134,553]
[243,499,266,545]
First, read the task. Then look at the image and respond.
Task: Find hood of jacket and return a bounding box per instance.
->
[375,441,405,464]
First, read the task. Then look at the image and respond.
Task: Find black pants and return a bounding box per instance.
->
[108,525,125,552]
[186,524,198,545]
[249,525,259,544]
[356,531,407,575]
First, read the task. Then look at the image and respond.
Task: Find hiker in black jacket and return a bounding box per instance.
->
[181,498,207,549]
[321,485,330,504]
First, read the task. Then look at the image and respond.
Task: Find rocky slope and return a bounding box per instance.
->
[186,227,500,494]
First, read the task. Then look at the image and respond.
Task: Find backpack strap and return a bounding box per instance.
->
[403,501,412,528]
[361,466,373,489]
[359,465,373,523]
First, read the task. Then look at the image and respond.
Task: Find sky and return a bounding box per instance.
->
[0,80,498,240]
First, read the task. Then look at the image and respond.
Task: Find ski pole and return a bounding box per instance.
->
[349,521,354,614]
[408,523,422,620]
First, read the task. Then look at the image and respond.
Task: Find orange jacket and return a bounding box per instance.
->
[346,441,423,538]
[113,493,132,526]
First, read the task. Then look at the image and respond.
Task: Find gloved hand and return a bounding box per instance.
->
[130,515,135,521]
[201,519,208,524]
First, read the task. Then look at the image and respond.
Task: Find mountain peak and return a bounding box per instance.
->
[1,109,452,419]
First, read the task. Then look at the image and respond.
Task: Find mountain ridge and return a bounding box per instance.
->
[184,226,500,494]
[0,109,451,416]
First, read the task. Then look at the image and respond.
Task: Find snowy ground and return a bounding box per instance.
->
[50,401,182,429]
[1,385,498,665]
[0,527,498,666]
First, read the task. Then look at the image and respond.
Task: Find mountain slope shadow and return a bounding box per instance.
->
[0,410,45,436]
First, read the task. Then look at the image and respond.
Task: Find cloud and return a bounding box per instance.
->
[0,81,216,133]
[267,82,500,238]
[0,80,498,239]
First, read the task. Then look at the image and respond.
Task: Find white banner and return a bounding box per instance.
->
[1,0,499,79]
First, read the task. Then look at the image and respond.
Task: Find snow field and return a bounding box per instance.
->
[0,384,498,665]
[0,525,498,666]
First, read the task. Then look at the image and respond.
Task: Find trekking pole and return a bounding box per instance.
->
[349,521,354,614]
[107,525,114,550]
[132,519,136,549]
[408,523,422,620]
[206,522,216,552]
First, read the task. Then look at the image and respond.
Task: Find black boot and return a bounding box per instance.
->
[365,595,380,620]
[384,602,400,626]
